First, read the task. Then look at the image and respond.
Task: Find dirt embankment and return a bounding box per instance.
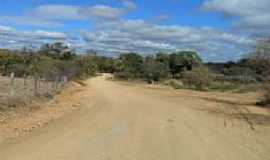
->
[0,81,87,141]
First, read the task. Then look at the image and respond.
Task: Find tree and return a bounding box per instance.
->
[143,55,170,83]
[155,52,170,65]
[75,55,98,77]
[39,42,76,60]
[249,38,270,106]
[247,38,270,81]
[114,53,144,79]
[169,51,202,78]
[182,66,213,90]
[250,38,270,60]
[0,50,26,76]
[91,56,115,73]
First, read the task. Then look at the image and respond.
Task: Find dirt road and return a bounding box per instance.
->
[0,75,269,160]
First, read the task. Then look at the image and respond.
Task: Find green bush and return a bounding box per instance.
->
[143,55,170,83]
[0,51,26,76]
[75,55,98,78]
[114,53,144,79]
[0,43,99,80]
[39,42,76,60]
[169,51,202,78]
[182,66,214,90]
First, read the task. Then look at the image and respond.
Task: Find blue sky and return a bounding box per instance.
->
[0,0,229,30]
[0,0,269,61]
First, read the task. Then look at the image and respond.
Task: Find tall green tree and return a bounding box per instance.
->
[143,55,170,83]
[169,51,202,78]
[39,42,76,60]
[115,53,144,79]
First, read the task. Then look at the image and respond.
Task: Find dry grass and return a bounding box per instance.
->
[0,76,60,110]
[258,84,270,108]
[0,81,84,139]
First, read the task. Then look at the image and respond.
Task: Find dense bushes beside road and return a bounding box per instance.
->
[0,43,109,80]
[113,51,203,82]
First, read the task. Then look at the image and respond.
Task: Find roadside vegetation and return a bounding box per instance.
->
[0,38,270,108]
[258,85,270,107]
[112,41,270,93]
[110,38,270,107]
[0,42,112,110]
[0,43,113,80]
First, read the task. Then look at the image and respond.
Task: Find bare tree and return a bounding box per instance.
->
[250,38,270,60]
[251,38,270,107]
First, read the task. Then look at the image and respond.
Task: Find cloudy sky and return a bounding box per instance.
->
[0,0,269,61]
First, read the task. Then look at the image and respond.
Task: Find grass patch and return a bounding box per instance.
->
[208,82,240,92]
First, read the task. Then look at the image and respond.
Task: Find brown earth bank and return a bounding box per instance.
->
[0,75,270,160]
[0,81,86,141]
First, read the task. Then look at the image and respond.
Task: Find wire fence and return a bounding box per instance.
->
[0,73,68,110]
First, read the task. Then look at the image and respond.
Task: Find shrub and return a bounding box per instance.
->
[169,51,202,78]
[222,66,258,84]
[30,57,80,80]
[143,55,170,83]
[0,51,26,76]
[258,84,270,107]
[208,81,240,92]
[11,64,31,77]
[164,79,184,89]
[74,55,98,78]
[114,53,144,79]
[182,66,214,90]
[39,42,76,60]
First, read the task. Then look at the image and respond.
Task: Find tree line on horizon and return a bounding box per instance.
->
[0,38,270,107]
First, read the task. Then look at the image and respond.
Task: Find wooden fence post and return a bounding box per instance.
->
[23,75,28,103]
[7,72,15,107]
[9,72,15,97]
[46,79,49,96]
[34,76,38,96]
[61,76,68,88]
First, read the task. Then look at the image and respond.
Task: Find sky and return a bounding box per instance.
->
[0,0,269,62]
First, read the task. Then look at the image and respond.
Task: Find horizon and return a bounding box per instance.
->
[0,0,269,62]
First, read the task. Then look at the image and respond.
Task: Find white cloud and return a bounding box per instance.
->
[0,25,13,31]
[0,16,63,27]
[121,0,137,11]
[32,5,85,20]
[82,5,124,20]
[133,40,176,50]
[32,4,125,21]
[0,26,68,49]
[202,0,270,17]
[0,18,252,61]
[0,1,136,28]
[80,18,253,61]
[202,0,270,33]
[33,30,67,39]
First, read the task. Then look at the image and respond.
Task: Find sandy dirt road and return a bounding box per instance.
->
[0,75,269,160]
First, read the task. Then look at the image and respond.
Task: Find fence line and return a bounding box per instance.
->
[0,73,68,109]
